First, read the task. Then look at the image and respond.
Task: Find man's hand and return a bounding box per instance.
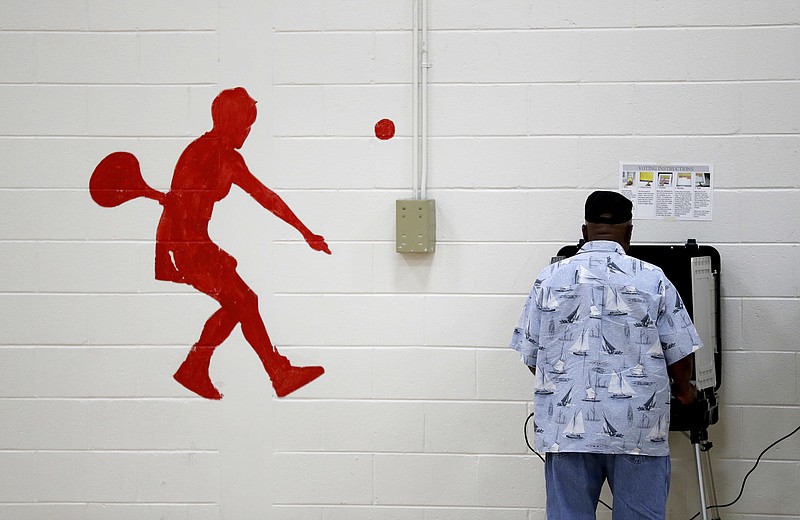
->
[306,233,331,254]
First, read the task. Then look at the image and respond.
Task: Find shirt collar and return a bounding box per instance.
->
[578,240,626,255]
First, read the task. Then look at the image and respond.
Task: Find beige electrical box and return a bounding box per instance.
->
[396,199,436,253]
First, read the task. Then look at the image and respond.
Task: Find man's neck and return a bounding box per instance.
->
[582,239,626,253]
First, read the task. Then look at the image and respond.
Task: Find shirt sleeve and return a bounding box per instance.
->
[656,277,703,365]
[510,290,542,367]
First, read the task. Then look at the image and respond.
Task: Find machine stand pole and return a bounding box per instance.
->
[694,442,709,520]
[690,427,720,520]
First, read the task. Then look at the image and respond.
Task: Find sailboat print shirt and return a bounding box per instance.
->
[510,240,702,456]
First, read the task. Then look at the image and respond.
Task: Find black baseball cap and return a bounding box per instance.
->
[585,191,633,224]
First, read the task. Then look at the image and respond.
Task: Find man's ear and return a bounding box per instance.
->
[581,224,588,242]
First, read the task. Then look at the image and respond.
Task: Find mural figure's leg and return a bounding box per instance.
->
[176,260,324,399]
[173,307,238,400]
[232,286,325,398]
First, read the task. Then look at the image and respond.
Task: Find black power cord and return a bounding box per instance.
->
[524,411,800,518]
[523,412,544,463]
[687,423,800,520]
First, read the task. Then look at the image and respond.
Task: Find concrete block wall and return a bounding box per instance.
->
[0,1,225,519]
[1,1,798,519]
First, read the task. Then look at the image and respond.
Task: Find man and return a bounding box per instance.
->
[510,190,701,520]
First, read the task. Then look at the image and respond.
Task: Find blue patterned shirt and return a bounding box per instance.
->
[510,240,702,456]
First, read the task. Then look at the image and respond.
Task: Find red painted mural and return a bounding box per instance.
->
[90,87,329,400]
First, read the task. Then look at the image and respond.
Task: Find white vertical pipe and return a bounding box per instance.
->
[411,0,420,200]
[420,0,429,200]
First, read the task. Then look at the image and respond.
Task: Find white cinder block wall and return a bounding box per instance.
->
[1,1,798,519]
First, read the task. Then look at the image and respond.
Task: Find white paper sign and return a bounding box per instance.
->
[619,163,713,221]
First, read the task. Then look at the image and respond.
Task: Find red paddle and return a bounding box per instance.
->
[89,151,165,207]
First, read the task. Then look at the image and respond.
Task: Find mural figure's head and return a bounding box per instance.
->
[211,87,258,149]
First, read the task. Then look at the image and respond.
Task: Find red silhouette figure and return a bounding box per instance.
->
[90,87,329,399]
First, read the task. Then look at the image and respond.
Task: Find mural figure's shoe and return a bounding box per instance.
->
[270,363,325,398]
[173,351,223,400]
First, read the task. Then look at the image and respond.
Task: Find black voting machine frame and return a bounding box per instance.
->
[556,239,723,520]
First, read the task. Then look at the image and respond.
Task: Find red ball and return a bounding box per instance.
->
[374,118,395,140]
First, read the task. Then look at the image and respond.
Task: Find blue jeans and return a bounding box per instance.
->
[545,452,670,520]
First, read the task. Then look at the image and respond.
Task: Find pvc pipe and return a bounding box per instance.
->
[420,0,429,200]
[411,0,420,200]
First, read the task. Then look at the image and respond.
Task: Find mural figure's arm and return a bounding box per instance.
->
[231,153,331,254]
